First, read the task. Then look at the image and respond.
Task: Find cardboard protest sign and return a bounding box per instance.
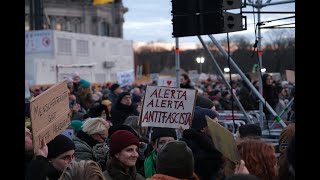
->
[206,115,240,164]
[140,86,197,129]
[285,70,295,84]
[30,80,70,153]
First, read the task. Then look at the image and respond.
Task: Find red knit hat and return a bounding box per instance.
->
[109,130,139,156]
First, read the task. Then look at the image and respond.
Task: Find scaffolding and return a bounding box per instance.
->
[173,0,295,135]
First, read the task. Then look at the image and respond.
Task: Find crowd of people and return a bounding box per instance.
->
[25,72,295,180]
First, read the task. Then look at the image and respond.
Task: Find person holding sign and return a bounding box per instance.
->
[26,134,76,180]
[143,127,177,178]
[180,106,225,180]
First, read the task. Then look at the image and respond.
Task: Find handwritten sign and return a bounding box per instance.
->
[206,115,240,164]
[30,80,70,153]
[140,86,197,129]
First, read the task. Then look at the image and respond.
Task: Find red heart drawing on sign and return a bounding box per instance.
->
[166,80,172,86]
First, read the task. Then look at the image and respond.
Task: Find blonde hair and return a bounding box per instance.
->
[59,160,105,180]
[82,117,109,135]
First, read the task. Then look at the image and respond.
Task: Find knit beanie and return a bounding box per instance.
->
[109,130,139,156]
[79,79,90,89]
[151,127,177,142]
[156,140,194,179]
[110,83,120,92]
[47,134,75,159]
[117,91,131,103]
[70,120,83,132]
[101,99,112,107]
[191,106,218,130]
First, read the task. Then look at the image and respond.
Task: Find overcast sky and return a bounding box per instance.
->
[122,0,295,44]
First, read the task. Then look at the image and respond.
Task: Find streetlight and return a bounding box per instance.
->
[261,68,266,72]
[224,67,231,81]
[224,67,230,73]
[196,57,205,73]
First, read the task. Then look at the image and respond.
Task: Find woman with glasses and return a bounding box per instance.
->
[73,117,110,170]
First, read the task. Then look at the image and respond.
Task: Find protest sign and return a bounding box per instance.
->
[30,80,70,153]
[117,69,134,87]
[206,115,240,164]
[286,70,295,84]
[140,86,197,129]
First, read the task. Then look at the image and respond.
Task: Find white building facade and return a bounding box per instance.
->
[25,30,134,85]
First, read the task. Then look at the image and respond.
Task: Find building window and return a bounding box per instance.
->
[76,40,89,56]
[57,38,72,55]
[101,22,109,36]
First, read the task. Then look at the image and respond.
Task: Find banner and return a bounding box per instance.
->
[30,80,70,153]
[25,30,53,53]
[140,86,197,129]
[117,69,134,87]
[285,70,295,84]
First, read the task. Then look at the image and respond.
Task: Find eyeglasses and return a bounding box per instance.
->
[59,153,74,161]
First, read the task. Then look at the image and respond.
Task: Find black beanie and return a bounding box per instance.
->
[191,106,218,130]
[47,134,75,159]
[110,83,120,92]
[117,91,131,104]
[151,127,177,142]
[156,140,194,179]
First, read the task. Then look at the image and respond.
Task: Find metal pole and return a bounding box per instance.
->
[208,35,286,128]
[112,2,116,37]
[270,97,294,128]
[175,38,180,87]
[200,63,202,74]
[29,0,34,30]
[257,0,265,129]
[198,36,253,124]
[34,0,44,30]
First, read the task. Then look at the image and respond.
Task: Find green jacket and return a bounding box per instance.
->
[144,150,157,178]
[103,158,145,180]
[73,136,94,161]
